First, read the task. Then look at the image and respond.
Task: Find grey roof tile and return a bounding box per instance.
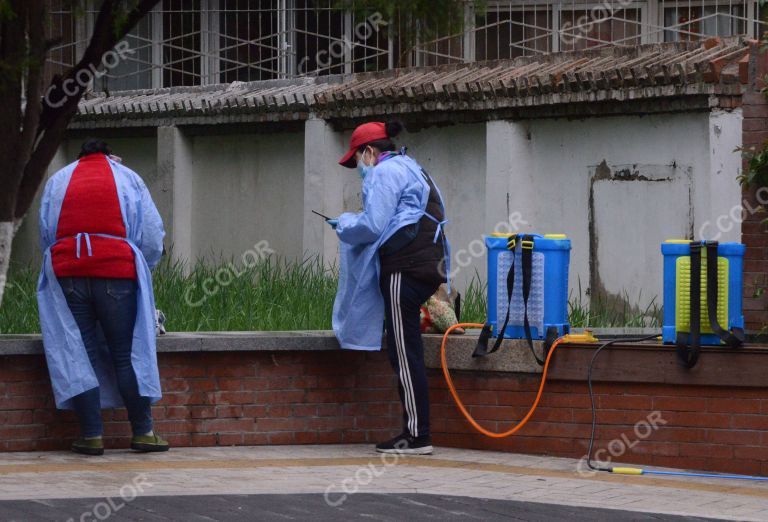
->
[75,40,749,124]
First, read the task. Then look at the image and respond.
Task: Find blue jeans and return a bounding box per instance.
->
[59,277,153,438]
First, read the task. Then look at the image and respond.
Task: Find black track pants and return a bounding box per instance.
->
[380,272,440,438]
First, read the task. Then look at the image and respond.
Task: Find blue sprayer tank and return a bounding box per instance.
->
[486,233,571,339]
[661,240,745,345]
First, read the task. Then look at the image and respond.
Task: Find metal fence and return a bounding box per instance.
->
[45,0,764,91]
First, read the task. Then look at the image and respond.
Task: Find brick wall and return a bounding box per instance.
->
[2,349,768,476]
[0,351,400,452]
[430,371,768,476]
[742,40,768,330]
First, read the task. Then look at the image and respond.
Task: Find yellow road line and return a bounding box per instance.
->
[0,456,764,500]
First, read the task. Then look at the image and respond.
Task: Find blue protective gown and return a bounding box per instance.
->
[332,153,448,351]
[37,157,165,410]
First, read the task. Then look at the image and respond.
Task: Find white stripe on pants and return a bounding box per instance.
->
[390,272,420,437]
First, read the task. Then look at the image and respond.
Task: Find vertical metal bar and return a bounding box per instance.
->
[201,0,210,84]
[258,0,263,81]
[174,0,179,85]
[255,0,260,80]
[278,0,287,78]
[304,0,309,75]
[747,0,756,38]
[344,8,353,74]
[414,22,422,67]
[486,5,492,60]
[520,2,524,57]
[702,0,706,38]
[551,1,561,53]
[462,1,475,63]
[177,1,182,85]
[210,0,219,83]
[528,1,532,56]
[152,4,163,88]
[645,0,659,43]
[284,0,296,77]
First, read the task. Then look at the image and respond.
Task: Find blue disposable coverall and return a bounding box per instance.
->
[332,153,448,350]
[37,157,165,410]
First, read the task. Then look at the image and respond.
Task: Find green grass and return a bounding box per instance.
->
[0,267,40,334]
[0,256,340,334]
[153,255,339,332]
[460,270,488,324]
[568,280,662,329]
[0,260,661,334]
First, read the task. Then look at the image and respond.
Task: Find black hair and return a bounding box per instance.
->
[358,120,405,153]
[78,139,111,158]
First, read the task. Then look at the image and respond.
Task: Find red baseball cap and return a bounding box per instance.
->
[339,122,388,168]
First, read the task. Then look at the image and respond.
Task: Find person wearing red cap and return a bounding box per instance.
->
[330,120,450,455]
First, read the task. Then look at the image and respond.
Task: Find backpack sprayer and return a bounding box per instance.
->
[662,240,745,368]
[440,234,766,482]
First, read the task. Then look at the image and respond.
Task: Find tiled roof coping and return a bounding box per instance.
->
[72,39,750,127]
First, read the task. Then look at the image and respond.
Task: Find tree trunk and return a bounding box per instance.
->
[0,221,14,309]
[0,0,162,310]
[14,0,162,221]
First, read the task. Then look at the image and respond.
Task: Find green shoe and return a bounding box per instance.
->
[130,433,170,453]
[71,438,104,456]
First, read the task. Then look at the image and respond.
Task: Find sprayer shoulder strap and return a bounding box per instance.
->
[705,242,745,348]
[676,242,702,368]
[521,235,544,365]
[676,241,745,368]
[473,235,517,358]
[473,235,544,365]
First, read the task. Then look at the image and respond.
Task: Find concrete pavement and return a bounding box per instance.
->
[0,445,765,521]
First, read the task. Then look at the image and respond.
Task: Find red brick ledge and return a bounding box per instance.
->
[427,336,768,387]
[1,334,767,476]
[3,332,765,386]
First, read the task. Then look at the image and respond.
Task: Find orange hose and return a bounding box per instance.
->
[440,322,564,438]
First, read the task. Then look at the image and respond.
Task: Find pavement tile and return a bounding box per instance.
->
[0,444,766,520]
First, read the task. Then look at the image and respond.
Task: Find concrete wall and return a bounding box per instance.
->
[486,111,742,310]
[10,110,744,314]
[185,131,305,262]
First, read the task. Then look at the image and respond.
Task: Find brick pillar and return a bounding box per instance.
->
[742,41,768,330]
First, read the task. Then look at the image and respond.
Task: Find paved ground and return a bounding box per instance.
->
[0,445,765,521]
[0,494,722,521]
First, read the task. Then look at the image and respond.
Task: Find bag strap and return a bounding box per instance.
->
[705,241,745,348]
[544,326,560,359]
[676,241,746,368]
[521,235,545,366]
[473,234,544,365]
[473,235,518,358]
[676,242,702,368]
[472,323,494,358]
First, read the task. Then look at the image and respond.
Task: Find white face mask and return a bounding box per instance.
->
[357,147,375,180]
